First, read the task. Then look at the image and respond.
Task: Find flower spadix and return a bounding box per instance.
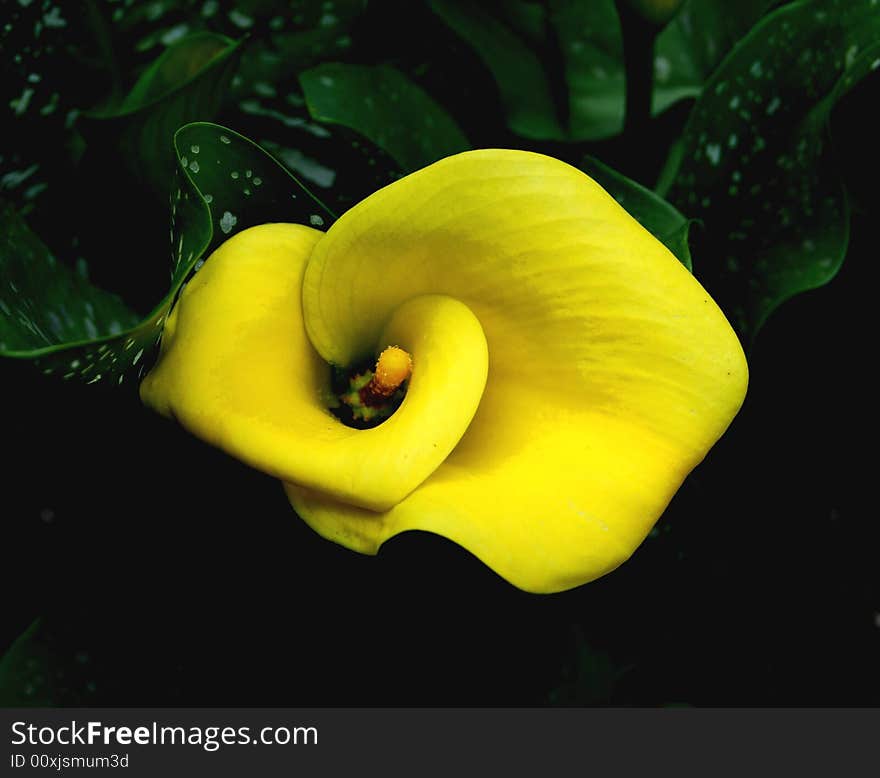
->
[141,149,747,593]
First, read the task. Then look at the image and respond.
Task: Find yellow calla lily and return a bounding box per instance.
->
[141,149,747,593]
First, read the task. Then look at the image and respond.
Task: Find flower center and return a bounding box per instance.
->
[336,345,413,426]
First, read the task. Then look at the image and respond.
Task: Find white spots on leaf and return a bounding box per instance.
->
[204,193,213,203]
[273,147,336,187]
[230,171,239,179]
[10,87,35,115]
[705,143,721,166]
[766,96,781,116]
[190,144,200,154]
[1,163,39,190]
[727,134,738,149]
[220,211,237,233]
[40,92,59,116]
[43,6,66,27]
[749,60,763,78]
[845,45,859,68]
[189,160,200,173]
[220,134,231,144]
[239,101,330,137]
[309,214,325,227]
[729,96,740,110]
[654,56,671,82]
[319,75,335,87]
[254,81,276,98]
[161,24,190,46]
[252,177,262,186]
[228,9,254,28]
[871,58,880,71]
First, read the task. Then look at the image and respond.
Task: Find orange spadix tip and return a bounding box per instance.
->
[372,346,413,395]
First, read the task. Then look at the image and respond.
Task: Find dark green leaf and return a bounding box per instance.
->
[550,0,626,140]
[430,0,777,140]
[582,156,693,270]
[2,123,334,382]
[299,63,471,173]
[429,0,625,141]
[0,204,139,357]
[229,0,367,101]
[653,0,776,114]
[0,619,97,706]
[429,0,566,140]
[83,33,244,199]
[668,0,880,337]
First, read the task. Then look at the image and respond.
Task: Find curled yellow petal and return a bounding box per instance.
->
[140,225,486,511]
[142,149,747,593]
[295,149,747,592]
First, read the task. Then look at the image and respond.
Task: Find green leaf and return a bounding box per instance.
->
[429,0,625,141]
[549,0,626,140]
[653,0,777,115]
[582,156,694,271]
[429,0,566,140]
[667,0,880,337]
[299,63,471,173]
[2,123,335,382]
[0,204,139,358]
[0,619,51,706]
[0,619,91,706]
[82,33,244,199]
[430,0,777,140]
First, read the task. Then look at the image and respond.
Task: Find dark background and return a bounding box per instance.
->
[2,0,878,706]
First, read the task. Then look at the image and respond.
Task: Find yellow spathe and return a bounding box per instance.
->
[142,149,748,593]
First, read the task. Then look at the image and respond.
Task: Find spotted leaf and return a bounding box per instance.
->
[668,0,880,337]
[299,62,471,173]
[82,32,244,200]
[1,123,334,383]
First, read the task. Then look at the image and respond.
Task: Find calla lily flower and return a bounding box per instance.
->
[140,149,747,593]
